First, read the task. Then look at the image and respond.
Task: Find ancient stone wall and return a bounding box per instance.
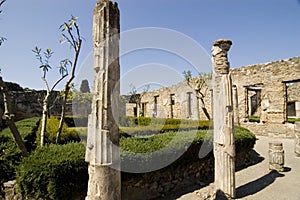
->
[126,56,300,137]
[231,56,300,124]
[0,90,63,130]
[128,79,212,121]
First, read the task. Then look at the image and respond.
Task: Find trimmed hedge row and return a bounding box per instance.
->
[16,125,256,199]
[119,116,210,127]
[17,143,88,200]
[121,126,256,173]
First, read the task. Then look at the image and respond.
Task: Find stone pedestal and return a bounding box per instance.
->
[294,122,300,156]
[269,142,284,171]
[212,39,236,198]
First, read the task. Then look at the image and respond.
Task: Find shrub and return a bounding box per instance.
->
[15,125,255,198]
[0,117,40,187]
[119,117,211,136]
[119,116,210,127]
[120,126,256,172]
[36,116,80,145]
[16,142,88,200]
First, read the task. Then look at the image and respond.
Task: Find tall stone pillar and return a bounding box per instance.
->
[85,0,121,199]
[212,39,236,198]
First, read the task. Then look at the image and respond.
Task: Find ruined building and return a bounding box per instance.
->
[125,56,300,137]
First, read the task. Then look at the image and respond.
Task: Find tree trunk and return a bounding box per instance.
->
[40,92,50,146]
[56,86,70,143]
[199,97,211,120]
[0,77,28,157]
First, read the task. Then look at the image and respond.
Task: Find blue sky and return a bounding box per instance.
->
[0,0,300,94]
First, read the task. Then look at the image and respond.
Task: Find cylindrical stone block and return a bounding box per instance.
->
[269,142,284,172]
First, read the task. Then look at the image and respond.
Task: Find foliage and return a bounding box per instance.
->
[119,116,211,136]
[0,118,40,187]
[183,70,212,120]
[56,16,83,143]
[287,117,300,124]
[120,116,210,127]
[14,123,255,198]
[16,142,88,200]
[36,116,80,145]
[248,116,260,123]
[121,125,256,171]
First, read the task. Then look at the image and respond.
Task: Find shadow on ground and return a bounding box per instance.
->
[151,149,265,200]
[235,149,265,172]
[236,168,291,198]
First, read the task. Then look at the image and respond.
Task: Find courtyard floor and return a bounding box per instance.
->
[162,136,300,200]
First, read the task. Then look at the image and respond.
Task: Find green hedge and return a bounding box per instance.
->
[16,142,88,200]
[119,117,211,137]
[36,116,80,145]
[15,125,255,198]
[288,118,300,124]
[119,116,210,127]
[0,118,40,187]
[121,126,256,172]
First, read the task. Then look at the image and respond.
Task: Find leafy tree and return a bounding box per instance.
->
[32,47,68,146]
[183,70,212,120]
[56,16,82,144]
[33,16,82,146]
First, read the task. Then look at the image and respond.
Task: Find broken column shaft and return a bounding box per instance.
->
[85,0,121,199]
[212,39,236,198]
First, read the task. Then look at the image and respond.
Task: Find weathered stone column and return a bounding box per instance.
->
[212,39,236,198]
[85,0,121,199]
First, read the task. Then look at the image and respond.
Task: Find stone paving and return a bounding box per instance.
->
[162,136,300,200]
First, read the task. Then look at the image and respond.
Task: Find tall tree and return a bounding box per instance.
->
[183,70,212,120]
[33,47,68,146]
[56,17,82,143]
